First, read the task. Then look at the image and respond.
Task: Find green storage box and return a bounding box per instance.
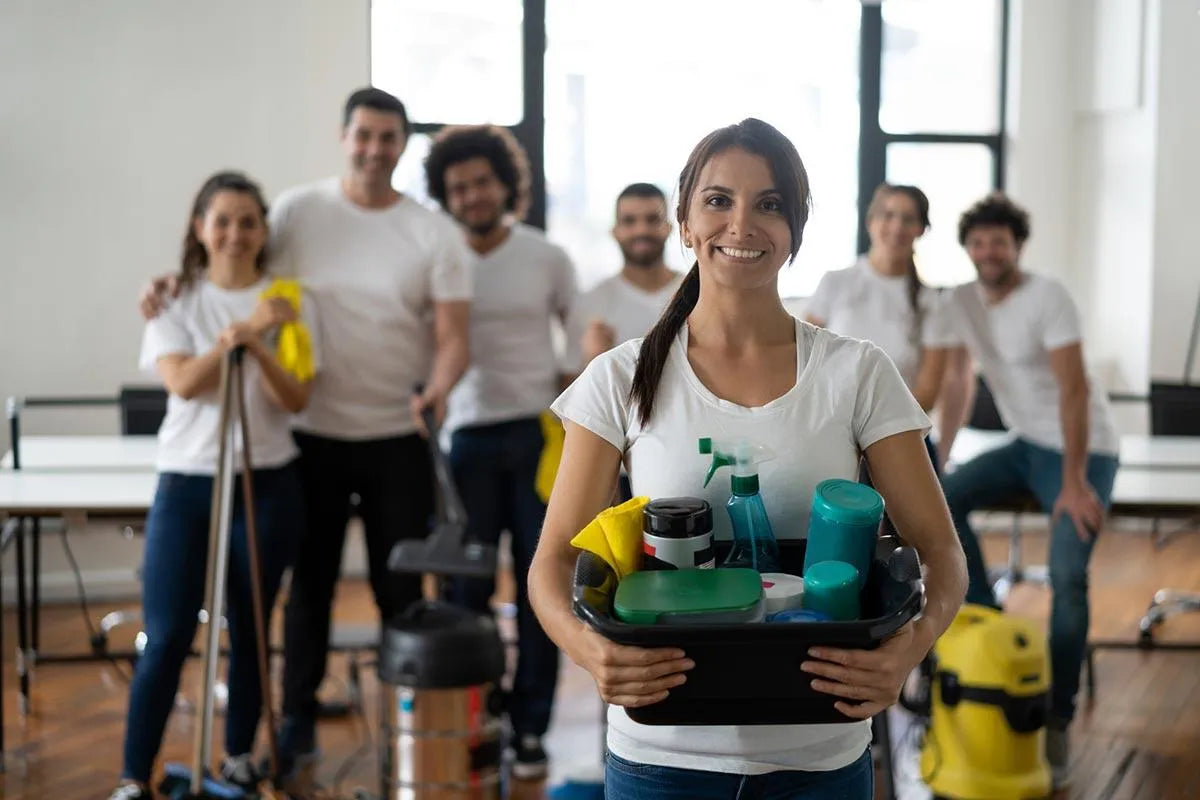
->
[614,568,765,625]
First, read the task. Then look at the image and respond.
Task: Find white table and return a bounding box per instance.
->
[1,435,157,472]
[1,437,158,758]
[949,429,1200,473]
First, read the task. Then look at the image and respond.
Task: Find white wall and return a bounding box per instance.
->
[1148,0,1200,381]
[1007,0,1200,434]
[1,0,370,600]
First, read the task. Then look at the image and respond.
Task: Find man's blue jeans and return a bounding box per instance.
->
[604,749,873,799]
[122,464,302,782]
[941,438,1118,721]
[447,417,559,739]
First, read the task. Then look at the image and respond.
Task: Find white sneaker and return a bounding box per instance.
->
[108,783,151,800]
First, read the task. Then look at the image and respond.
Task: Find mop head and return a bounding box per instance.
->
[159,763,247,799]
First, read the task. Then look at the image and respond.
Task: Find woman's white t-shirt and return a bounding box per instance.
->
[806,258,956,388]
[139,276,321,475]
[550,317,929,774]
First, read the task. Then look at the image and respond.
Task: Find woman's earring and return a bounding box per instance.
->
[684,238,693,249]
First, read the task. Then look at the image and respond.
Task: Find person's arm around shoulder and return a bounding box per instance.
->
[528,420,695,708]
[139,274,181,320]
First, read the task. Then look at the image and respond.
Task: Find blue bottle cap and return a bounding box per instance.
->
[811,479,885,526]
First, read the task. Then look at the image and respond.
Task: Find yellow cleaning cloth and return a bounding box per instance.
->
[570,495,650,580]
[259,278,315,381]
[535,410,564,503]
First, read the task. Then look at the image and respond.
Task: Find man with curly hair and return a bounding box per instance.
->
[424,124,576,780]
[937,192,1119,790]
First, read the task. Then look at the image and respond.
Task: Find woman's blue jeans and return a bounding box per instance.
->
[604,748,873,799]
[121,464,302,782]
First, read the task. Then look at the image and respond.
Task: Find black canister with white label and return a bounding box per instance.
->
[642,497,715,570]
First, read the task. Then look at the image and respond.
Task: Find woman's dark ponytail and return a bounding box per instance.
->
[629,262,700,426]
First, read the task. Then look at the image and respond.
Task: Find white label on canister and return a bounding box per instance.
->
[642,531,715,570]
[760,572,805,613]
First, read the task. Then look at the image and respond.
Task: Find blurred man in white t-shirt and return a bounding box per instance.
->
[938,192,1119,790]
[567,183,684,372]
[423,124,576,779]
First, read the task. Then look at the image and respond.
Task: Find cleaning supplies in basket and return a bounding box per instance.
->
[803,479,885,589]
[613,567,765,625]
[570,495,649,580]
[699,437,781,573]
[642,497,715,570]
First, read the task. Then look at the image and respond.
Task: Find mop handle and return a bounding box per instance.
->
[191,347,243,793]
[233,347,282,785]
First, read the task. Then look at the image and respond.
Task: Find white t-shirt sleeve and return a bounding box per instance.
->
[553,249,578,321]
[430,218,475,302]
[921,289,959,348]
[550,346,634,452]
[1039,279,1083,351]
[852,342,932,450]
[139,301,194,375]
[804,270,837,322]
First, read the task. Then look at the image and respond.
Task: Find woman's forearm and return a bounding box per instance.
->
[157,348,224,399]
[529,544,586,661]
[248,339,311,413]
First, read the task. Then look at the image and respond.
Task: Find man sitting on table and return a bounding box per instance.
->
[937,192,1120,790]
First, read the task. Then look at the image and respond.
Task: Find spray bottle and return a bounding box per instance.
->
[699,437,782,573]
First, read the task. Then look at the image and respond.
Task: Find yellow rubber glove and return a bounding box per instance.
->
[535,410,565,504]
[570,495,650,580]
[259,278,315,382]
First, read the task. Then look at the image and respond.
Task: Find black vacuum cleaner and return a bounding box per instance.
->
[159,348,284,800]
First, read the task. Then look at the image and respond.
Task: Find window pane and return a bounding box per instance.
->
[545,0,860,298]
[371,0,523,125]
[886,143,993,287]
[391,133,441,210]
[880,0,1001,134]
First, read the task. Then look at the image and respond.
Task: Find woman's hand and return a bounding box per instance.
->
[248,296,297,335]
[801,618,933,719]
[218,321,263,353]
[570,623,694,708]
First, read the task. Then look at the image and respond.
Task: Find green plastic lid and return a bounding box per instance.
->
[614,568,763,625]
[811,479,885,526]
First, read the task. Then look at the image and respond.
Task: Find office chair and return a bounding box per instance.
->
[1138,383,1200,644]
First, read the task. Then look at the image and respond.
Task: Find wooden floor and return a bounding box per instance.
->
[2,523,1199,800]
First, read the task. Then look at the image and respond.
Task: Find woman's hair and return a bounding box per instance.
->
[867,183,931,346]
[424,124,532,220]
[957,191,1031,246]
[179,171,270,288]
[629,118,811,426]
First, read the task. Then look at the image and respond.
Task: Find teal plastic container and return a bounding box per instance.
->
[803,479,885,589]
[802,560,860,621]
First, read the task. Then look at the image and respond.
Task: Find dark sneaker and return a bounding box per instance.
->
[220,753,261,792]
[511,734,549,780]
[1046,724,1070,789]
[108,783,151,800]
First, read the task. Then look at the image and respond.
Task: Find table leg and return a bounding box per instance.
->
[31,517,39,661]
[14,517,29,716]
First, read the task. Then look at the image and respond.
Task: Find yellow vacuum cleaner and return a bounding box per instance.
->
[919,604,1052,800]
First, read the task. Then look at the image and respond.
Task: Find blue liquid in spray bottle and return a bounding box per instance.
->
[699,437,781,574]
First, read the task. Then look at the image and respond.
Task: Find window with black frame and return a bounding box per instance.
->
[371,0,1007,293]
